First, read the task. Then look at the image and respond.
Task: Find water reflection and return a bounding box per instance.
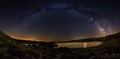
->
[57,42,102,48]
[83,42,87,48]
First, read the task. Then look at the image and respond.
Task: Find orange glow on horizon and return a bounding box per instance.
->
[9,34,44,41]
[7,31,116,42]
[9,34,55,42]
[9,34,104,42]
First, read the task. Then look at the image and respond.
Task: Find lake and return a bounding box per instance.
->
[57,42,102,48]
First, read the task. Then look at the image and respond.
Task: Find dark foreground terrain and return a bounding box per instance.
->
[0,30,120,59]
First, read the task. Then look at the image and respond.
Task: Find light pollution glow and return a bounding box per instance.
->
[9,32,107,42]
[9,34,56,42]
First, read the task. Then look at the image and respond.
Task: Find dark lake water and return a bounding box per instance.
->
[57,42,102,48]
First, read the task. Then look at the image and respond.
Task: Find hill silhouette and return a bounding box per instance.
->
[68,32,120,42]
[0,30,14,40]
[0,30,16,46]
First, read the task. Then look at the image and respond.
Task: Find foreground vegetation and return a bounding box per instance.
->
[0,31,120,59]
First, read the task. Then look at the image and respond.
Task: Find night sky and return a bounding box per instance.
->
[0,0,120,41]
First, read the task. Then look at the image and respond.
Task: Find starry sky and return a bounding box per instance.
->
[0,0,120,41]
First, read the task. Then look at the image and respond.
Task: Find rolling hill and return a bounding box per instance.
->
[68,32,120,42]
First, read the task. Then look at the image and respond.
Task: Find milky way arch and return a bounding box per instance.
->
[17,3,113,41]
